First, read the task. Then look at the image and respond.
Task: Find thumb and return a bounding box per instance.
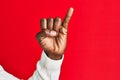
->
[49,30,57,36]
[36,30,47,42]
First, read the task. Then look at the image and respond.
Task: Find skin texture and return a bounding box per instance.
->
[36,8,74,60]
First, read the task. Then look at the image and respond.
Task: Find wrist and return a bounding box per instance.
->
[44,51,63,60]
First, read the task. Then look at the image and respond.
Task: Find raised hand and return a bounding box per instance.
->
[36,8,74,60]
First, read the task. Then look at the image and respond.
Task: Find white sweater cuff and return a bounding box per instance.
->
[39,51,64,71]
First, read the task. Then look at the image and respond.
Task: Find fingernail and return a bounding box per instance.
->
[50,31,57,36]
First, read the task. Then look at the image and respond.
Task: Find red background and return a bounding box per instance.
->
[0,0,120,80]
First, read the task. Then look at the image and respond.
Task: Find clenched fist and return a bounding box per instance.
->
[36,8,74,60]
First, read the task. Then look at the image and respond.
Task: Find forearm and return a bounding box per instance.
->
[29,51,64,80]
[0,51,63,80]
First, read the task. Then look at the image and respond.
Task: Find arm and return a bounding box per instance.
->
[0,8,73,80]
[29,7,74,80]
[0,65,19,80]
[29,51,63,80]
[0,51,63,80]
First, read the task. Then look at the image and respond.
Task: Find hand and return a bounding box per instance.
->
[36,8,74,60]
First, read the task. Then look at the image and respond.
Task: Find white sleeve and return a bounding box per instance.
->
[0,51,63,80]
[29,51,64,80]
[0,66,19,80]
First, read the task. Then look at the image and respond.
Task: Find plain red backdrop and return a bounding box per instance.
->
[0,0,120,80]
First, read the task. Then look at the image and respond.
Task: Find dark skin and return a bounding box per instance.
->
[36,8,74,60]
